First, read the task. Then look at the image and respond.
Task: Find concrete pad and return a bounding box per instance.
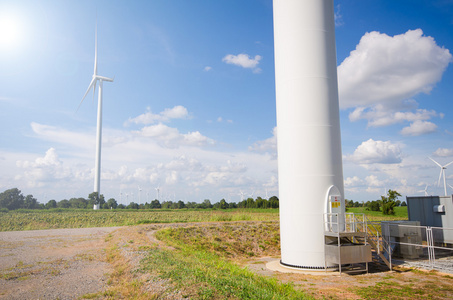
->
[266,259,340,276]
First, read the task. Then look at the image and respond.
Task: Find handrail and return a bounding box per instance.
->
[323,212,392,270]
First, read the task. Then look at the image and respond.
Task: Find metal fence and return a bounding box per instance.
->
[381,222,453,273]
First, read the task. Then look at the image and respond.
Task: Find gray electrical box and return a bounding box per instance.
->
[406,195,453,244]
[381,221,423,259]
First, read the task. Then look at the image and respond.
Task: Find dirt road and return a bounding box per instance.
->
[0,227,120,299]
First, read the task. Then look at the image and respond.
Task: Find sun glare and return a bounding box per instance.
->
[0,14,23,51]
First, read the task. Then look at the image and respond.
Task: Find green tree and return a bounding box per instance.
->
[23,194,39,209]
[255,197,268,208]
[106,198,118,209]
[46,199,57,209]
[150,199,161,209]
[381,189,401,215]
[177,200,186,209]
[57,199,70,208]
[246,197,256,208]
[201,199,212,209]
[366,200,380,212]
[88,192,105,208]
[269,196,279,208]
[219,199,228,209]
[0,188,25,210]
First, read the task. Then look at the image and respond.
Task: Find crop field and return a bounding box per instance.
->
[0,207,408,232]
[0,208,279,231]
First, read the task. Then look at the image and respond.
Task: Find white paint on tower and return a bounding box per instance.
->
[273,0,345,269]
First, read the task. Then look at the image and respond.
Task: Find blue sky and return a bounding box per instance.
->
[0,0,452,205]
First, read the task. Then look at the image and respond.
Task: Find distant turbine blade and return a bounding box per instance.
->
[444,160,453,168]
[77,77,96,111]
[438,169,443,187]
[429,157,442,168]
[94,23,98,76]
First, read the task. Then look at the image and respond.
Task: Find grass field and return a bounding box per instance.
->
[0,208,279,231]
[0,207,408,232]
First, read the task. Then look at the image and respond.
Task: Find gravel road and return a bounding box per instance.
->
[0,227,121,300]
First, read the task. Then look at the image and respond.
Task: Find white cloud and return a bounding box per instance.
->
[346,139,403,164]
[334,4,343,27]
[365,175,384,187]
[434,148,453,157]
[349,103,438,127]
[31,123,92,150]
[400,120,437,136]
[249,127,277,156]
[204,66,212,72]
[125,105,189,126]
[338,29,452,109]
[16,148,73,188]
[134,123,213,148]
[344,176,363,187]
[222,53,262,73]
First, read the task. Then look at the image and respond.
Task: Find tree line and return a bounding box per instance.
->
[346,189,406,215]
[0,188,279,211]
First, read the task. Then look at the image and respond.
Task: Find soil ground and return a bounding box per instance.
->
[1,224,453,299]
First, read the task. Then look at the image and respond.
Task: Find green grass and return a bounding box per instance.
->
[0,207,408,231]
[140,224,310,300]
[347,206,408,221]
[0,209,279,231]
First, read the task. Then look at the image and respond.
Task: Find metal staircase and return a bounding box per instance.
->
[324,213,393,272]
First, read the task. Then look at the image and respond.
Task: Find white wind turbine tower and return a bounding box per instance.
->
[138,186,142,205]
[239,191,245,201]
[79,24,114,210]
[155,185,160,201]
[429,157,453,196]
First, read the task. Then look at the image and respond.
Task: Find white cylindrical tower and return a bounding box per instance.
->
[273,0,345,269]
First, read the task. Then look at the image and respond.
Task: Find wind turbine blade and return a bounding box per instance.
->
[429,157,442,168]
[92,79,97,104]
[438,169,443,187]
[77,77,96,111]
[444,160,453,168]
[94,23,98,76]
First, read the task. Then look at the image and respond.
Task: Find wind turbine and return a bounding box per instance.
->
[417,185,429,196]
[155,185,160,201]
[429,157,453,196]
[78,24,114,210]
[138,186,142,205]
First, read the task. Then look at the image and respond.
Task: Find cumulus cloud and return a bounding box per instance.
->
[338,29,452,109]
[16,148,72,187]
[434,148,453,157]
[400,120,437,136]
[349,103,438,127]
[125,105,189,126]
[344,176,363,187]
[249,127,277,156]
[134,123,214,148]
[346,139,403,164]
[204,66,212,72]
[222,53,262,73]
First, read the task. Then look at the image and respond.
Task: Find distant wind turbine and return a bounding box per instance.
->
[138,186,142,205]
[429,157,453,196]
[239,191,244,201]
[78,24,114,210]
[417,185,429,196]
[155,185,160,201]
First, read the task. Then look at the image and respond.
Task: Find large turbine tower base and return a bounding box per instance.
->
[273,0,345,269]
